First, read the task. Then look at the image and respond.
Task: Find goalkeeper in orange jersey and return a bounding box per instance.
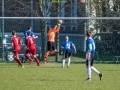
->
[43,20,62,64]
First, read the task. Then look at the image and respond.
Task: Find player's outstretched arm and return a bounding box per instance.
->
[52,20,62,33]
[61,47,64,54]
[19,39,22,47]
[34,36,38,39]
[72,44,77,54]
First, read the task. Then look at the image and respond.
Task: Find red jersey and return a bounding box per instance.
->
[26,36,35,49]
[11,36,21,50]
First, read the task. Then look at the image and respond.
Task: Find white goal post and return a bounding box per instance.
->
[0,17,120,20]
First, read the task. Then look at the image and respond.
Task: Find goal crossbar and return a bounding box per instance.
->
[0,17,120,20]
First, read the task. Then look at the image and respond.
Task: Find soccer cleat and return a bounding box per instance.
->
[85,78,91,81]
[37,63,40,66]
[29,60,33,65]
[21,66,24,68]
[67,65,69,68]
[18,64,20,67]
[61,66,64,68]
[44,60,46,64]
[99,73,102,81]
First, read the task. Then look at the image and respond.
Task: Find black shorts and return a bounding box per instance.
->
[86,52,94,66]
[63,50,72,59]
[47,41,56,51]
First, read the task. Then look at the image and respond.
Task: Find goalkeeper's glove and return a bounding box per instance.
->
[56,21,61,26]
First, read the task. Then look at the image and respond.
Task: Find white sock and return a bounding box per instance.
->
[68,58,70,66]
[87,68,91,79]
[62,59,65,67]
[91,66,100,74]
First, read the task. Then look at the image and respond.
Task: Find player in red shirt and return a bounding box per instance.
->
[11,30,24,68]
[24,31,40,66]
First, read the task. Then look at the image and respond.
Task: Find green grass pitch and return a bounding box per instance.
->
[0,63,120,90]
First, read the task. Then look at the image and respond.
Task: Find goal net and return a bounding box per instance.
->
[0,17,120,63]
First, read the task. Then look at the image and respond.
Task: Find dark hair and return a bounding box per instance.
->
[47,26,51,32]
[27,31,30,36]
[12,30,16,35]
[28,26,31,30]
[86,31,92,37]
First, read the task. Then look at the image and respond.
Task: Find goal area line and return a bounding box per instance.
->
[0,17,120,20]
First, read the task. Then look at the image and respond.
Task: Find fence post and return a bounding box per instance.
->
[2,0,5,62]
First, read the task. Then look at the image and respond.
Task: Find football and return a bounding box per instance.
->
[58,20,62,24]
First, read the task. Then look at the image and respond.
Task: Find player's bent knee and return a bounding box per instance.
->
[33,55,36,58]
[55,49,57,52]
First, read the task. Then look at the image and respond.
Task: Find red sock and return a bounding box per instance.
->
[34,57,40,64]
[17,59,23,66]
[44,52,49,61]
[25,54,32,62]
[15,58,23,66]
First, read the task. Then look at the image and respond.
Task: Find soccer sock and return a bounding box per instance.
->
[44,52,49,61]
[68,57,70,66]
[91,66,100,74]
[15,58,23,66]
[25,54,32,62]
[17,59,23,66]
[62,59,65,67]
[87,68,91,79]
[34,57,40,64]
[49,50,55,55]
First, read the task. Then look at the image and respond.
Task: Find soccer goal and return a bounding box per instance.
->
[0,17,120,63]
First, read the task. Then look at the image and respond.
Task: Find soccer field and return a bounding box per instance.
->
[0,63,120,90]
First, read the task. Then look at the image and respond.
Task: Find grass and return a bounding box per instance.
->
[0,62,120,90]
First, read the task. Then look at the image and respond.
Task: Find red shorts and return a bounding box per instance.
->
[25,47,36,55]
[14,46,20,56]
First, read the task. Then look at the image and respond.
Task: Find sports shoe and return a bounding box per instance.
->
[29,60,33,65]
[61,66,64,68]
[67,65,69,68]
[85,78,91,81]
[18,64,20,67]
[21,66,24,68]
[37,63,40,66]
[99,73,102,81]
[44,60,46,64]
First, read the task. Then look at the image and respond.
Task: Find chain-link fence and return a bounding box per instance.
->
[0,17,86,62]
[0,17,120,64]
[0,0,120,63]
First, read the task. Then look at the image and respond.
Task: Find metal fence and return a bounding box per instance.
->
[0,17,86,62]
[0,0,120,63]
[0,17,120,64]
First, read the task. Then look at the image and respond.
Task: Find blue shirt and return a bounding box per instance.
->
[23,30,34,43]
[61,41,74,51]
[86,37,95,54]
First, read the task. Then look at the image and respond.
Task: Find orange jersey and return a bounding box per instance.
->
[48,25,60,42]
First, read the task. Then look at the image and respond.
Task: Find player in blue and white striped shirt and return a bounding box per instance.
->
[61,36,76,68]
[86,31,102,81]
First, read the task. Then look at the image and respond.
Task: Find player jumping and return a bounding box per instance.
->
[43,20,62,64]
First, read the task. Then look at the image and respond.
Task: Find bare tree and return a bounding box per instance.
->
[38,0,52,61]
